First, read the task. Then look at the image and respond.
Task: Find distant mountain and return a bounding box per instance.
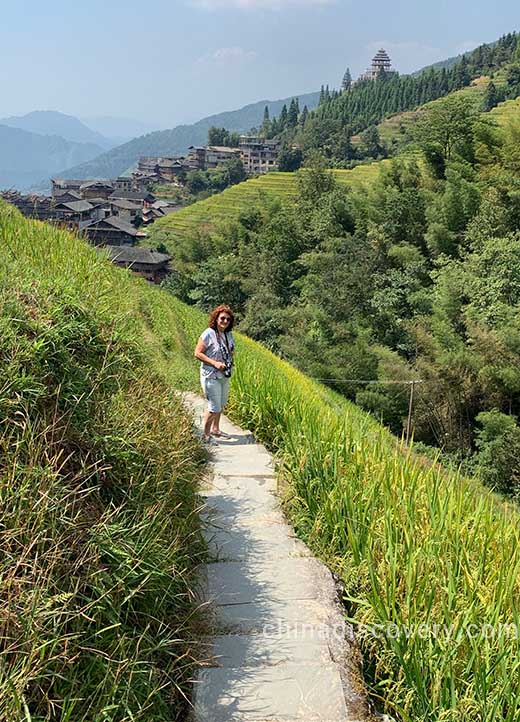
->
[80,115,162,145]
[413,54,466,76]
[0,110,114,150]
[59,92,321,181]
[0,125,106,190]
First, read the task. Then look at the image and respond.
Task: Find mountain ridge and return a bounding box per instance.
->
[0,124,106,190]
[0,110,114,150]
[58,91,321,181]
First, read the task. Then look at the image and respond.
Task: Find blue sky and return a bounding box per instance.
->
[2,0,518,129]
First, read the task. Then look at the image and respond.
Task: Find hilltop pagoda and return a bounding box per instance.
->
[358,48,397,82]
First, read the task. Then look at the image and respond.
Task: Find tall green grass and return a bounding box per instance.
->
[0,203,204,721]
[172,300,520,721]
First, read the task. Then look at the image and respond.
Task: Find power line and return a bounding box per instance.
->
[309,378,423,385]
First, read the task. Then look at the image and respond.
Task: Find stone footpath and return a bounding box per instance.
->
[185,393,371,722]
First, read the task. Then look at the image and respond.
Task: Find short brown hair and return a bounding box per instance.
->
[208,304,235,331]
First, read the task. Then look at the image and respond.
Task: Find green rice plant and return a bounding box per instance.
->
[0,203,206,721]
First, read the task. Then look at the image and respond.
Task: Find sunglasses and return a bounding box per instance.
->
[219,316,231,322]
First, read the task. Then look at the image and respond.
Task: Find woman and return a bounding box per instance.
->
[194,304,235,443]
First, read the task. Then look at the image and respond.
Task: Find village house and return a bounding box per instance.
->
[51,179,84,199]
[135,157,189,184]
[113,177,134,192]
[53,189,83,203]
[53,200,96,228]
[187,145,241,171]
[82,215,146,246]
[109,199,141,222]
[1,191,55,221]
[102,245,172,284]
[239,136,280,175]
[80,180,115,201]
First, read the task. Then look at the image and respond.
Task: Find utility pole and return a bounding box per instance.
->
[405,380,421,445]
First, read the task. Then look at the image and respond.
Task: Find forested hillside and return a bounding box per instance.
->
[263,32,520,166]
[153,72,520,493]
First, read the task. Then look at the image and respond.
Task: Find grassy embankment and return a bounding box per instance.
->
[0,202,204,721]
[169,301,520,722]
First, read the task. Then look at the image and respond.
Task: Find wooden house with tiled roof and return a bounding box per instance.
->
[102,245,171,284]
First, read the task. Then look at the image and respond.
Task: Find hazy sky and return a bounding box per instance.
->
[2,0,518,129]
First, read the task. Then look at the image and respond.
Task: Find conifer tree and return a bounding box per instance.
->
[288,98,299,128]
[279,104,288,131]
[342,67,352,91]
[261,105,270,136]
[483,81,500,111]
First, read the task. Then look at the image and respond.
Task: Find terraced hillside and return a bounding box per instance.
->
[6,192,520,720]
[353,77,489,151]
[149,161,390,247]
[489,94,520,124]
[150,80,507,250]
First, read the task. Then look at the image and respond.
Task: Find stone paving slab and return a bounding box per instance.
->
[207,558,334,606]
[201,501,288,528]
[208,597,339,636]
[207,634,333,667]
[202,473,278,496]
[203,523,312,562]
[209,444,276,477]
[194,664,348,722]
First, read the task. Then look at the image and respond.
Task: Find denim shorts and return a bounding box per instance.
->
[201,374,231,413]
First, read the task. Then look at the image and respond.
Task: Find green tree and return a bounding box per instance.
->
[341,67,352,91]
[482,81,501,111]
[474,411,520,495]
[360,125,384,158]
[277,146,303,172]
[414,96,478,177]
[288,98,299,128]
[279,104,288,131]
[261,105,270,136]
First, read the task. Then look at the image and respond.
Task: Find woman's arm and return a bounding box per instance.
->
[195,338,226,370]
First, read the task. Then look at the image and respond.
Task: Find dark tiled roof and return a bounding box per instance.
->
[55,200,94,212]
[142,207,164,218]
[80,180,115,190]
[104,245,171,265]
[84,215,139,236]
[55,189,82,200]
[52,178,84,186]
[110,199,141,210]
[109,191,155,202]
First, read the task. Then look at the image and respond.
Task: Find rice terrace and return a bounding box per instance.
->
[2,9,520,722]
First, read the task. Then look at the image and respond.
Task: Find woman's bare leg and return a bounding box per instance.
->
[203,410,217,438]
[211,412,222,434]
